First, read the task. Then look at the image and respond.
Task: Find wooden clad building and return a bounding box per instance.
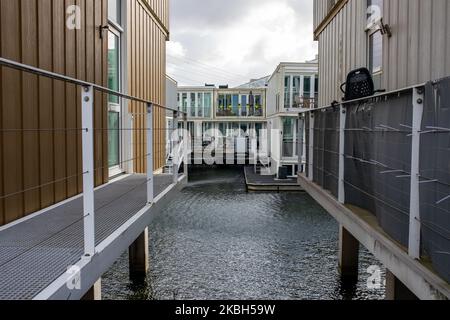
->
[0,0,169,226]
[313,0,450,107]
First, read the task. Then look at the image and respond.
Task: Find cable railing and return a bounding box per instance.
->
[297,79,450,283]
[0,56,188,264]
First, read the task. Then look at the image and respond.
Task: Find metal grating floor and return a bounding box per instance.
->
[0,174,174,300]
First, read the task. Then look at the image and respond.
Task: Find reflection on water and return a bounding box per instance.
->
[102,167,385,300]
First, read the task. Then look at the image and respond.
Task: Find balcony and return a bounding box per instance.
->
[216,105,264,118]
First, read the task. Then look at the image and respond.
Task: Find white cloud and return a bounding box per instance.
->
[167,41,187,58]
[168,0,317,86]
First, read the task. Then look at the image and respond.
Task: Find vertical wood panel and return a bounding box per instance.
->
[1,0,23,222]
[65,0,78,198]
[0,0,108,226]
[22,0,40,214]
[38,0,55,208]
[53,0,67,203]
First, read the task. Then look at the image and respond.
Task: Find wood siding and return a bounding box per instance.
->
[0,0,108,226]
[315,0,450,107]
[0,0,169,226]
[128,0,168,173]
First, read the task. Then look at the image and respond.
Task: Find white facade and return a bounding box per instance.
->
[266,60,319,177]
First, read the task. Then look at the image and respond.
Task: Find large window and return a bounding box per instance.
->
[108,0,121,25]
[293,76,301,108]
[303,76,311,98]
[204,93,212,117]
[232,94,239,116]
[107,1,123,172]
[284,76,291,108]
[197,93,203,117]
[369,31,383,74]
[282,118,296,158]
[190,93,196,117]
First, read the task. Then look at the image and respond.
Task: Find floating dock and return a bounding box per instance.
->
[244,167,303,192]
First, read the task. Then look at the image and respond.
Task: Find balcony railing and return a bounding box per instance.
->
[216,105,264,117]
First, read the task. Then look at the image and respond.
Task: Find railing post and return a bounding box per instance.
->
[172,111,179,184]
[81,85,95,257]
[408,87,424,259]
[308,111,315,181]
[183,113,189,178]
[338,104,346,204]
[146,103,154,205]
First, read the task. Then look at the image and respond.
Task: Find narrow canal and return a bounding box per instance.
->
[102,167,385,300]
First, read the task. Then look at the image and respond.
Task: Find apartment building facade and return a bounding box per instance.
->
[0,0,169,226]
[177,86,267,159]
[314,0,450,108]
[266,61,319,176]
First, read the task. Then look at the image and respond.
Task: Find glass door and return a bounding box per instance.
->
[107,0,123,176]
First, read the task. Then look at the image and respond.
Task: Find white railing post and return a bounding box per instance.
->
[409,87,424,259]
[308,112,315,181]
[146,103,154,205]
[172,111,179,184]
[338,104,346,204]
[183,113,189,177]
[81,85,95,257]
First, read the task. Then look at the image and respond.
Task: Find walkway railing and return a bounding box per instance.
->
[0,57,187,259]
[297,79,450,284]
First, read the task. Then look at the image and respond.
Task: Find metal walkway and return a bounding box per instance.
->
[0,174,174,300]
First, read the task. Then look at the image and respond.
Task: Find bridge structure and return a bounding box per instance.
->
[0,58,188,300]
[297,78,450,300]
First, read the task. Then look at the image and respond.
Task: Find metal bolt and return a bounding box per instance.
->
[417,98,423,104]
[84,96,90,102]
[83,86,90,92]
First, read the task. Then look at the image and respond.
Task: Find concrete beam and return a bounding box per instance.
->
[129,228,149,279]
[339,225,359,279]
[298,174,450,300]
[81,279,101,301]
[385,270,418,300]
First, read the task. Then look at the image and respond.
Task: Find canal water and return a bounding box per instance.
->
[102,167,385,300]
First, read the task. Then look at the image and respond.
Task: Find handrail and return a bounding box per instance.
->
[299,82,427,114]
[0,57,184,114]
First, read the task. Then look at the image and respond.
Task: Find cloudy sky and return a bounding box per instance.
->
[167,0,317,87]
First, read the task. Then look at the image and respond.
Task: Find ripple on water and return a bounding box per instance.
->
[102,167,385,300]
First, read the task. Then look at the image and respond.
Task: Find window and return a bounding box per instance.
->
[293,76,301,108]
[241,95,247,117]
[303,77,311,98]
[108,32,120,104]
[197,93,203,117]
[284,76,291,108]
[255,95,262,116]
[107,1,123,172]
[282,118,295,157]
[369,31,383,74]
[314,77,319,95]
[232,94,239,116]
[190,93,196,117]
[182,93,188,113]
[204,93,212,118]
[108,0,121,25]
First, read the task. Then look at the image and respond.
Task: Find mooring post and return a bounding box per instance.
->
[129,227,150,280]
[385,270,418,300]
[81,279,102,301]
[338,225,359,279]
